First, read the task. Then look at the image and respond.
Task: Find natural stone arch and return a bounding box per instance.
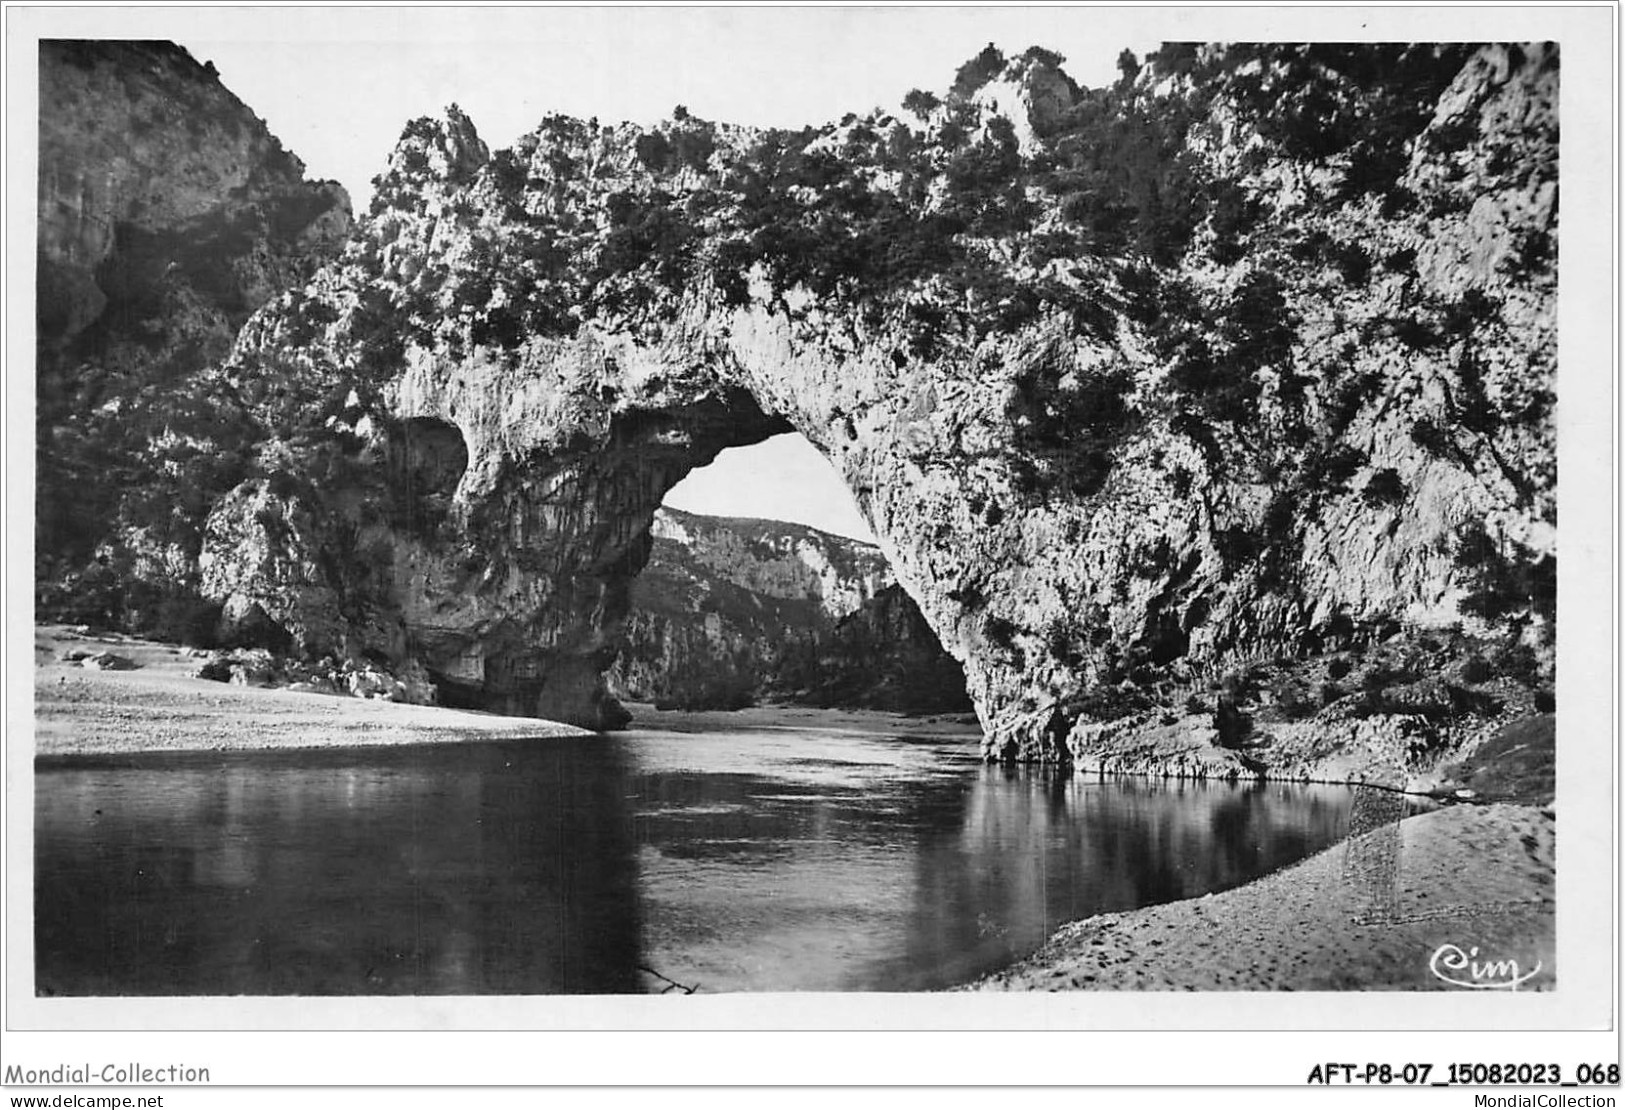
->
[204,44,1556,762]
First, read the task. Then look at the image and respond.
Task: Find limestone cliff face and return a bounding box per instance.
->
[648,507,887,619]
[813,583,974,714]
[606,508,889,708]
[74,43,1554,757]
[605,507,966,711]
[36,40,352,635]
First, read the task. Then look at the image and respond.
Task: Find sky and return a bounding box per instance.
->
[175,8,1165,210]
[663,434,874,540]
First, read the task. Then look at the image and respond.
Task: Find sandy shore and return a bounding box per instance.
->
[32,627,591,757]
[968,801,1555,990]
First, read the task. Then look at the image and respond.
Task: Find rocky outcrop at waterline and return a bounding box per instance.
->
[39,42,1555,770]
[1059,624,1553,791]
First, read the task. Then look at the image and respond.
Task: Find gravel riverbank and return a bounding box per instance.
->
[31,626,590,757]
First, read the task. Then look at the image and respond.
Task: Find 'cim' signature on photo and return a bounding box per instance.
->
[1428,943,1542,990]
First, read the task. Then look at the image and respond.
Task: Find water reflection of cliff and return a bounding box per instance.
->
[35,741,641,995]
[872,772,1355,990]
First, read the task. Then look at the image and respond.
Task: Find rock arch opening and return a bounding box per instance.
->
[663,433,876,543]
[603,431,971,717]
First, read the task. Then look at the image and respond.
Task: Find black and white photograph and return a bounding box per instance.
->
[3,1,1617,1096]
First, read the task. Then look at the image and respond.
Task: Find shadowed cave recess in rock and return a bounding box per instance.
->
[36,39,1556,769]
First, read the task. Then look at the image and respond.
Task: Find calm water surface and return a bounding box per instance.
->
[36,712,1359,994]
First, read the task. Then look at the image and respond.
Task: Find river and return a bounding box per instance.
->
[35,709,1359,994]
